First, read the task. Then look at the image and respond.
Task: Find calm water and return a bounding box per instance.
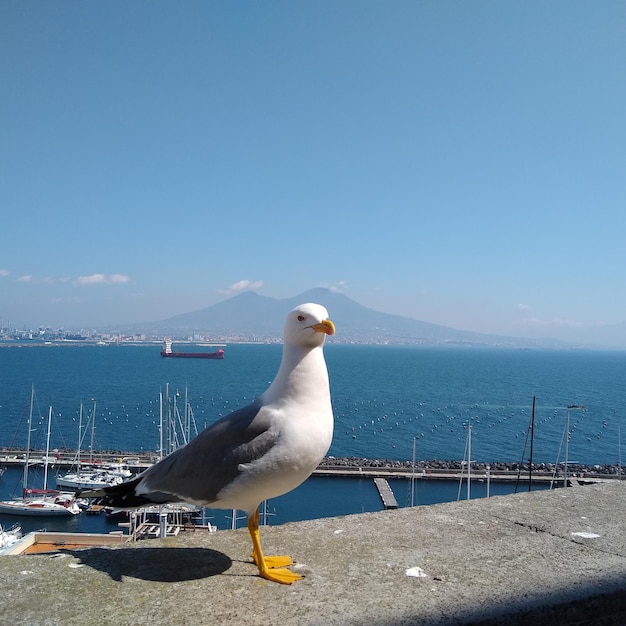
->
[0,343,624,530]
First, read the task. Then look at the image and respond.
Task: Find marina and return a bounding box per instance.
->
[1,343,625,468]
[0,343,624,537]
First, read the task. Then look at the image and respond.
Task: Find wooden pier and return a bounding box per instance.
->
[373,477,398,509]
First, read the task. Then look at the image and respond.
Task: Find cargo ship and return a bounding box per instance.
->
[160,339,224,359]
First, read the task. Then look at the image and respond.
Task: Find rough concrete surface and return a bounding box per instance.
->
[1,481,625,625]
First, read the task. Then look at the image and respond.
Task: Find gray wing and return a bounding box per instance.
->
[136,399,277,504]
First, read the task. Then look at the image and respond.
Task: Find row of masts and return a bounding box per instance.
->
[408,397,599,506]
[157,384,272,529]
[158,383,199,460]
[22,384,55,493]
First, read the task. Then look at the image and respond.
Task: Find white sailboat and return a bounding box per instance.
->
[104,385,201,532]
[0,522,22,551]
[55,463,130,491]
[55,400,131,491]
[0,389,80,517]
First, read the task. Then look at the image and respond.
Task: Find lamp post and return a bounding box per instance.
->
[564,404,586,487]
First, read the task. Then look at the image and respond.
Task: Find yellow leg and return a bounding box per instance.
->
[247,507,302,584]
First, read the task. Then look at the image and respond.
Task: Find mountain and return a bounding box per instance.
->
[122,288,565,347]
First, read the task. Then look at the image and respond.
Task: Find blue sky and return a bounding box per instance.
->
[1,1,625,340]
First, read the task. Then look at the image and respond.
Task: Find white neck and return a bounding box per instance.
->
[262,343,330,407]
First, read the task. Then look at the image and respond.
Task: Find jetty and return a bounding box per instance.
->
[373,477,398,509]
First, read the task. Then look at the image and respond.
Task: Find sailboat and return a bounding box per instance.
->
[103,385,202,531]
[0,522,22,551]
[0,388,80,517]
[55,400,132,491]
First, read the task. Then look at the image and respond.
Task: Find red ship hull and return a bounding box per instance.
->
[160,348,224,359]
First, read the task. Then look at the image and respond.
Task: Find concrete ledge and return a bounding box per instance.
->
[1,482,625,625]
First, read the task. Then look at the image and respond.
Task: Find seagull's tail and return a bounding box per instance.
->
[79,476,176,509]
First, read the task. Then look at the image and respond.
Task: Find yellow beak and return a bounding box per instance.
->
[311,319,335,336]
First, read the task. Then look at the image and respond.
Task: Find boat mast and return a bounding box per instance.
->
[165,383,171,455]
[43,406,52,490]
[528,396,535,491]
[159,390,164,461]
[89,399,96,464]
[77,401,83,468]
[619,425,622,480]
[23,384,35,493]
[467,424,472,500]
[410,436,416,507]
[184,386,190,444]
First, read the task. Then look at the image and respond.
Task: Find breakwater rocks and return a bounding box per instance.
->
[1,448,622,479]
[317,456,625,479]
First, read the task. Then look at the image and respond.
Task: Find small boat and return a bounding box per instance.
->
[160,339,224,359]
[56,400,133,491]
[0,488,80,517]
[0,522,22,551]
[55,465,130,491]
[0,391,80,518]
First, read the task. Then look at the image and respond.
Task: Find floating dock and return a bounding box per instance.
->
[373,477,398,509]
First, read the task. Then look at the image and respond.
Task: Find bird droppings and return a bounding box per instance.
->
[572,531,601,539]
[406,566,428,578]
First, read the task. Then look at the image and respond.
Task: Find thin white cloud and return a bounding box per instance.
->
[108,274,131,284]
[320,281,349,294]
[12,272,130,287]
[74,273,131,287]
[519,316,587,329]
[74,274,106,286]
[0,268,10,278]
[15,275,58,285]
[51,296,86,304]
[517,303,532,312]
[220,279,264,294]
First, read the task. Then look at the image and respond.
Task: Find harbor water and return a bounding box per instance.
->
[0,343,624,531]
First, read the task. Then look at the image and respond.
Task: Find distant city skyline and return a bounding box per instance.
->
[2,287,626,350]
[2,2,625,343]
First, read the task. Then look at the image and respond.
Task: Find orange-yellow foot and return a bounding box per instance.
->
[257,560,302,585]
[252,554,294,568]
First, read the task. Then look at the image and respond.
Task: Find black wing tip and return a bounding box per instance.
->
[77,488,105,499]
[77,477,143,507]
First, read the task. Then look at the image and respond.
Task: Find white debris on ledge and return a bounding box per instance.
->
[405,566,427,578]
[572,531,601,539]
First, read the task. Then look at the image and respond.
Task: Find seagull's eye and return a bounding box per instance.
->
[297,315,305,322]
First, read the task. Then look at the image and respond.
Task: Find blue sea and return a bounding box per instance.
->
[1,343,625,533]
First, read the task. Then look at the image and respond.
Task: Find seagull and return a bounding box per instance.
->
[82,302,335,584]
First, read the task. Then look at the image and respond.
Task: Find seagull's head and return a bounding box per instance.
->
[284,303,335,348]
